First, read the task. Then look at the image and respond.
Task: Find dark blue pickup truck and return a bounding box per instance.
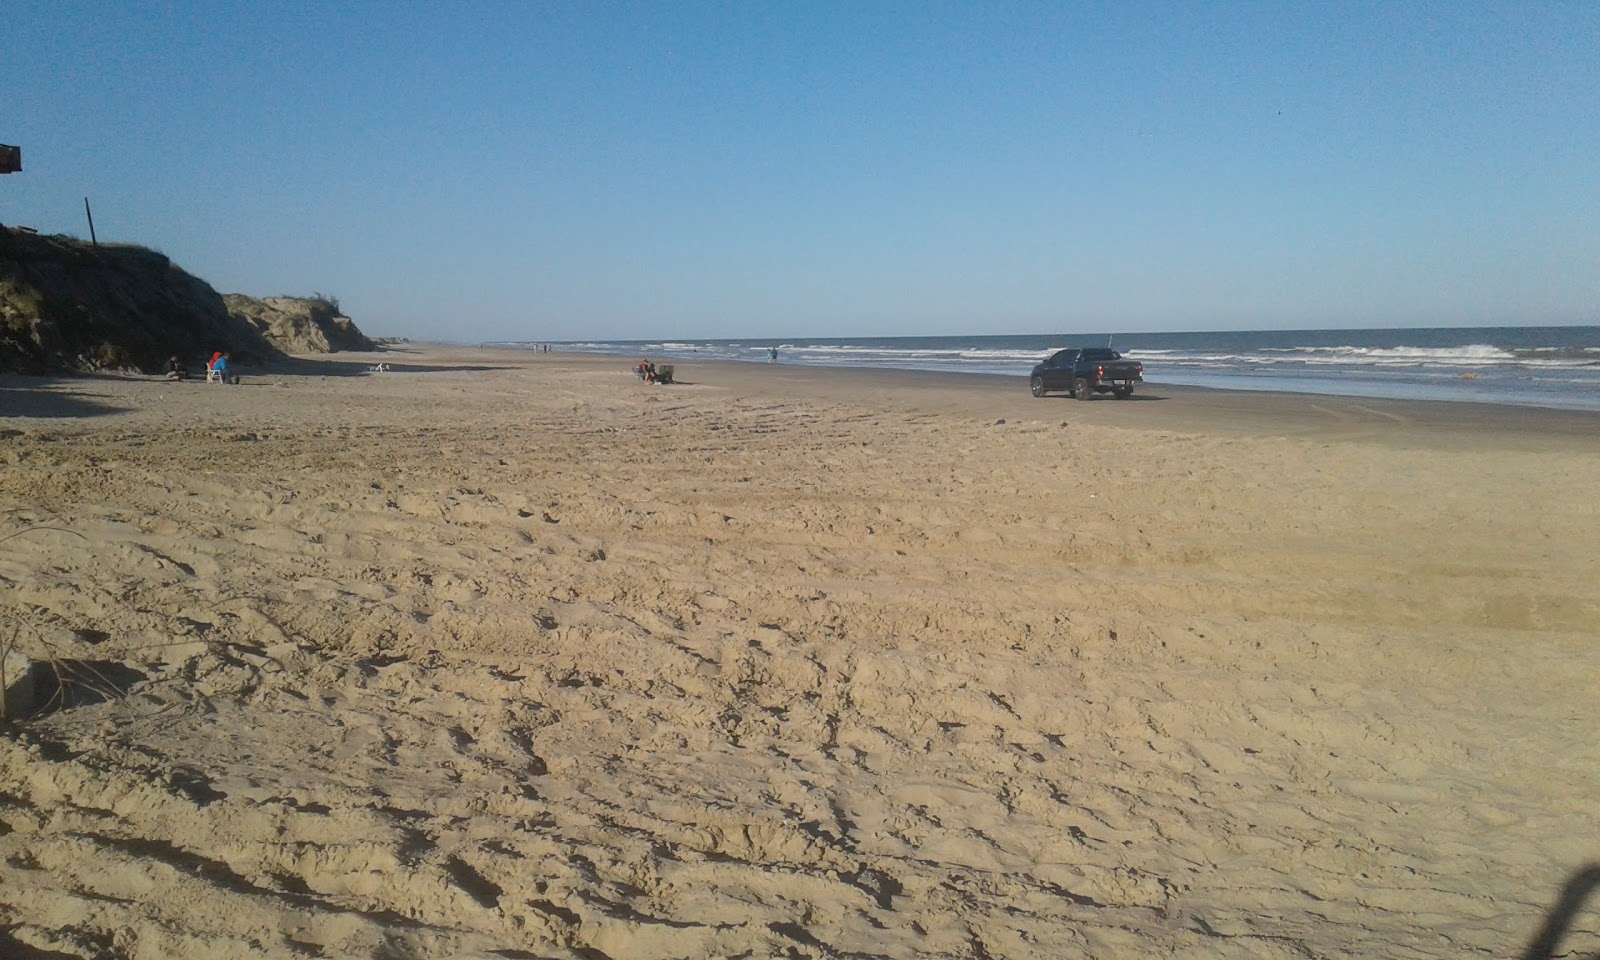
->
[1029,348,1143,400]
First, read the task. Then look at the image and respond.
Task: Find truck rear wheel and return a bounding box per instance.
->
[1073,378,1093,401]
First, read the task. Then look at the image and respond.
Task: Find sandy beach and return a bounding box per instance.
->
[1,346,1596,959]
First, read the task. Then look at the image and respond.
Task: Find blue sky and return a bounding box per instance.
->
[7,1,1597,340]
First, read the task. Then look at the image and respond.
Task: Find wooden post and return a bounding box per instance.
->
[84,197,98,246]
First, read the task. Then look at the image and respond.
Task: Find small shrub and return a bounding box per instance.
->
[93,341,127,367]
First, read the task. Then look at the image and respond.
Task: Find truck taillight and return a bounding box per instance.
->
[1137,362,1143,375]
[1096,365,1105,379]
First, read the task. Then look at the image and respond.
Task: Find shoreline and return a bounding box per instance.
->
[471,325,1600,416]
[5,344,1598,451]
[476,345,1600,451]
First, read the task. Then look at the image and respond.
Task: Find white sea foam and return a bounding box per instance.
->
[511,327,1600,410]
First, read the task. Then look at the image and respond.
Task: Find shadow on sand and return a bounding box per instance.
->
[0,377,133,419]
[0,924,80,960]
[1523,863,1600,960]
[1037,392,1169,403]
[2,349,520,418]
[258,353,516,378]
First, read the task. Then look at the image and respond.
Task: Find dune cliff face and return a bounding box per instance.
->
[221,294,376,355]
[0,227,374,374]
[0,227,282,374]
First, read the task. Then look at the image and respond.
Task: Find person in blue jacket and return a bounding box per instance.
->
[211,351,240,384]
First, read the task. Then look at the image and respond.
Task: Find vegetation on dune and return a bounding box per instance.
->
[222,292,375,355]
[0,226,375,374]
[0,227,277,374]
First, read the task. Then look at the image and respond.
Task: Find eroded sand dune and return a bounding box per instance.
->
[0,350,1596,958]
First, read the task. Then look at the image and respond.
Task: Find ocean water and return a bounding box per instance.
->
[497,326,1600,412]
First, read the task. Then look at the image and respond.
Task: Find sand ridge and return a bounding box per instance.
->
[0,348,1596,958]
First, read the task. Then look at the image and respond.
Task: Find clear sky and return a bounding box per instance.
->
[7,1,1597,341]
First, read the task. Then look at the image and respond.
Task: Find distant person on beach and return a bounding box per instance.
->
[635,359,657,383]
[165,356,187,380]
[769,347,779,363]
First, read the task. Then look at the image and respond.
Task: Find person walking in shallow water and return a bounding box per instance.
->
[768,346,779,363]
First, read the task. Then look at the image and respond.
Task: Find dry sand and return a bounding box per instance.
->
[0,346,1596,959]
